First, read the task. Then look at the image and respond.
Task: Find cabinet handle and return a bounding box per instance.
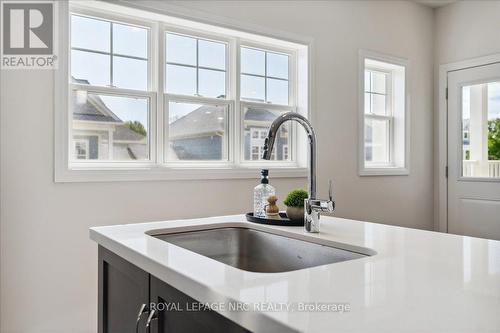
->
[145,309,158,331]
[135,303,148,333]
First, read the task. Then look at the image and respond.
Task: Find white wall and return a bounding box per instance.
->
[0,1,434,332]
[435,0,500,64]
[164,0,435,226]
[433,0,500,229]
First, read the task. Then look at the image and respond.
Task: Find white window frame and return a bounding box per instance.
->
[358,49,410,176]
[68,8,157,169]
[162,26,232,166]
[54,1,310,182]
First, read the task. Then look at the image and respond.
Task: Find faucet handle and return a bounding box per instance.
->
[328,180,333,202]
[307,180,335,213]
[326,180,335,212]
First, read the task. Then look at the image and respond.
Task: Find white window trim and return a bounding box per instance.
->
[358,49,410,176]
[54,1,311,182]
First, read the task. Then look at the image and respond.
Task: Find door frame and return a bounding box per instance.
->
[437,53,500,233]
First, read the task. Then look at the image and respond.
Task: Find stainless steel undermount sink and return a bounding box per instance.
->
[152,227,370,273]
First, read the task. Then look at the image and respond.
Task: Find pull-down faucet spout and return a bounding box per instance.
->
[262,112,334,233]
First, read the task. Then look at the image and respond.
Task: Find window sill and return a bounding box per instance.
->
[55,165,307,183]
[359,166,409,176]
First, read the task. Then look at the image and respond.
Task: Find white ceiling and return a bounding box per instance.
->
[414,0,457,8]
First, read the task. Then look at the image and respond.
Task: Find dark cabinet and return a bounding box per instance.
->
[98,246,250,333]
[98,246,149,333]
[150,275,249,333]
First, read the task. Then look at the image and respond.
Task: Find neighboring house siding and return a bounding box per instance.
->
[276,136,286,160]
[171,129,285,161]
[244,132,251,160]
[244,128,286,160]
[171,136,222,160]
[89,136,99,159]
[167,106,290,161]
[113,143,149,160]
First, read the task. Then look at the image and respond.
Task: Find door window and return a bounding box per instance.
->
[461,82,500,178]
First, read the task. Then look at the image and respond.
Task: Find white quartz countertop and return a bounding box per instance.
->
[90,215,500,333]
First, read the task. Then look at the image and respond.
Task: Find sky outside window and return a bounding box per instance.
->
[165,33,227,98]
[70,15,149,90]
[240,47,289,105]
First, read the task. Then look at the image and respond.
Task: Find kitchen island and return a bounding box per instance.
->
[90,215,500,332]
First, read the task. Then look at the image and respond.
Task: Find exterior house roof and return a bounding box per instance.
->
[72,77,146,143]
[245,108,282,122]
[169,105,226,139]
[72,78,121,123]
[72,95,121,123]
[169,106,286,139]
[114,125,147,142]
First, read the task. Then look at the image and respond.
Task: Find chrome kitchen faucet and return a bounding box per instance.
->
[262,112,335,233]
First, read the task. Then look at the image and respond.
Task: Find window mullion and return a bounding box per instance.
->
[368,90,372,114]
[166,96,232,108]
[367,71,372,94]
[234,38,242,166]
[264,51,267,103]
[196,39,199,96]
[153,22,162,165]
[71,47,111,56]
[70,83,153,98]
[364,113,392,121]
[389,116,394,164]
[110,22,114,87]
[164,93,231,106]
[239,100,294,111]
[366,92,386,96]
[387,72,393,165]
[387,73,393,116]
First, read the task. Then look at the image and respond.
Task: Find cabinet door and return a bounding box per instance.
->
[98,246,149,333]
[149,276,250,333]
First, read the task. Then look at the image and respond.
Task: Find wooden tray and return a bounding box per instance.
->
[245,212,304,226]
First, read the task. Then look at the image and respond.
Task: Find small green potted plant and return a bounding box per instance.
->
[283,189,308,221]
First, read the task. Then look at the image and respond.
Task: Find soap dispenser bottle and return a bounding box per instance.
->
[253,169,276,218]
